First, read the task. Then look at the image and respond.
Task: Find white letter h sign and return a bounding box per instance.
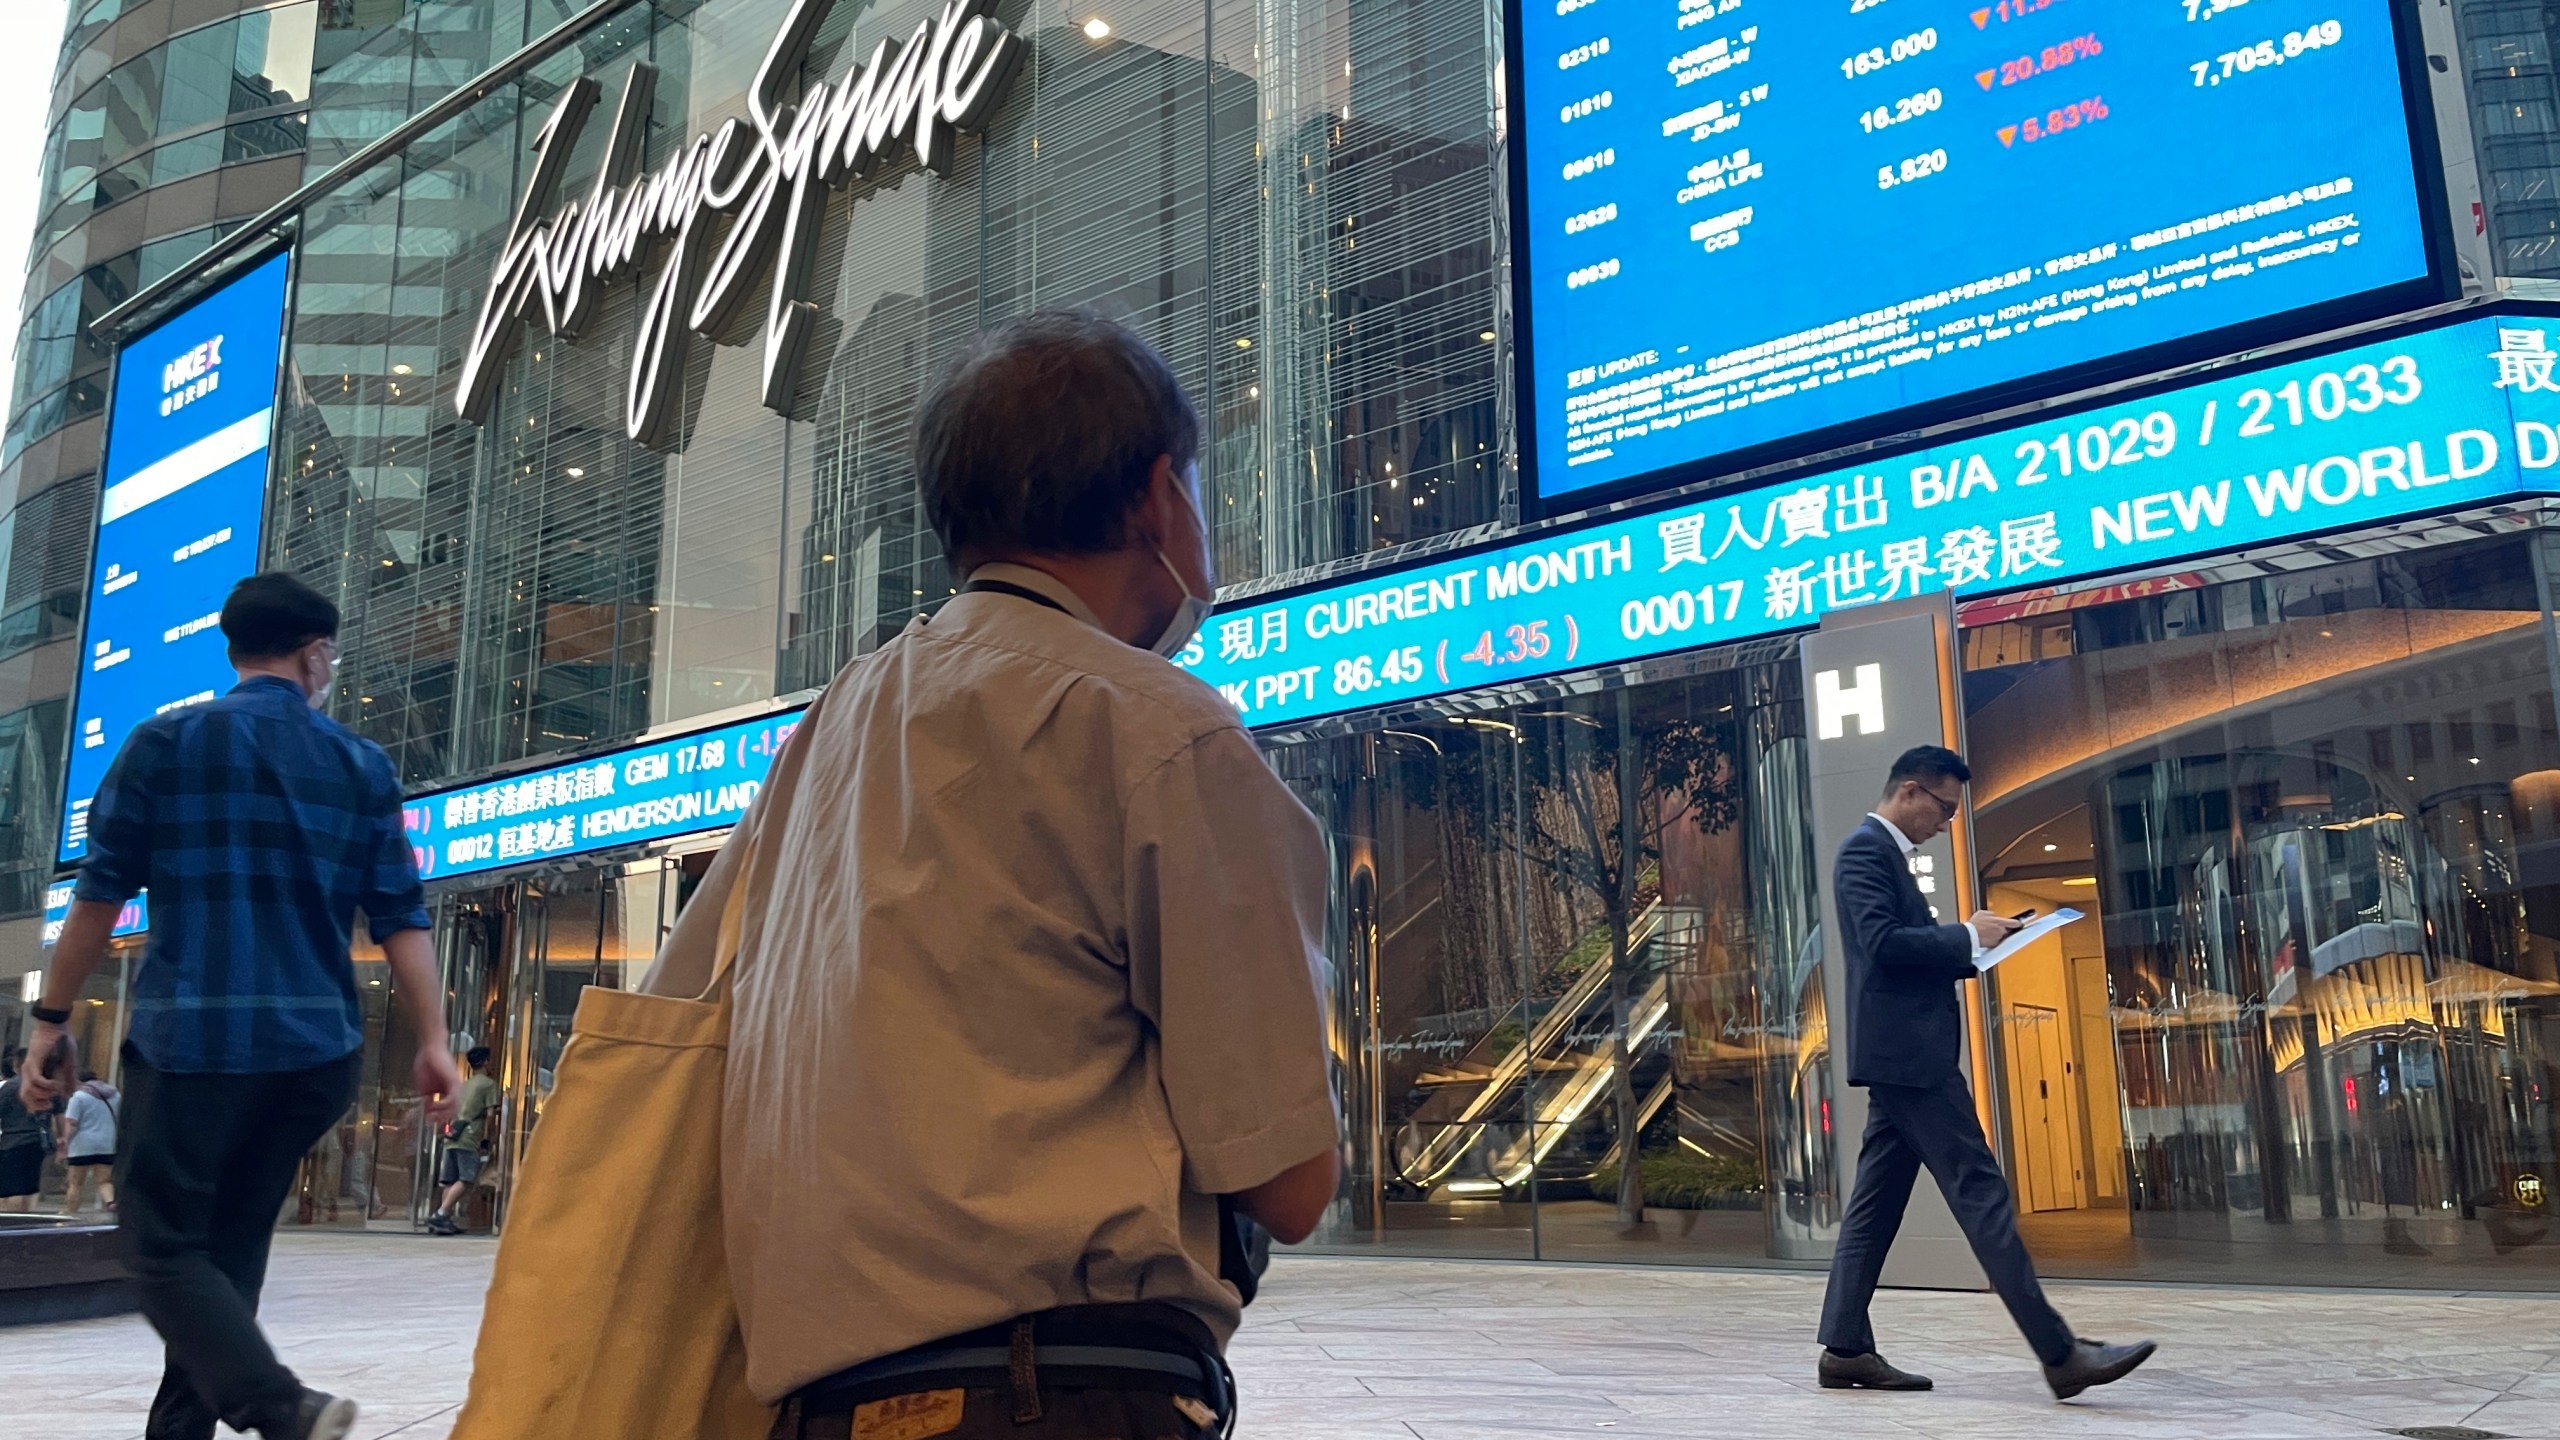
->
[1814,663,1886,740]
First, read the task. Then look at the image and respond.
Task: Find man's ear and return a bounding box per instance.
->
[1129,453,1181,549]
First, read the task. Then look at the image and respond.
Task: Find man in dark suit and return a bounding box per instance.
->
[1818,745,2157,1401]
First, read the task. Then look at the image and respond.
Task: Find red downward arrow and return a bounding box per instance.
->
[1971,7,1993,28]
[1998,125,2019,147]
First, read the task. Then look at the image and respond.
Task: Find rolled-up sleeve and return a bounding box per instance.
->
[1124,725,1341,1197]
[361,760,430,940]
[73,725,162,905]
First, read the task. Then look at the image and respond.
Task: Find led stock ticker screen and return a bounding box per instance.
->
[1178,312,2560,729]
[57,252,294,865]
[40,883,148,948]
[403,707,808,883]
[1517,0,2441,510]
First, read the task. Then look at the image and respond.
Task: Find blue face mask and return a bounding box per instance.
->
[1149,549,1215,659]
[1148,483,1214,659]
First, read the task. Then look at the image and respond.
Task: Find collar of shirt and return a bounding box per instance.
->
[1868,811,1918,856]
[232,674,309,702]
[966,562,1110,633]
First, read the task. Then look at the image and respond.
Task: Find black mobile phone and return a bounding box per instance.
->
[2011,908,2039,923]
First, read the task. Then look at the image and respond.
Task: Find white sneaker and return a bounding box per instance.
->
[273,1390,359,1440]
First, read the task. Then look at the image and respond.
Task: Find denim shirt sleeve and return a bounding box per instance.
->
[73,722,163,905]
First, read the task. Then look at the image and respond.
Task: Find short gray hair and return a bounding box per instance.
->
[914,311,1201,566]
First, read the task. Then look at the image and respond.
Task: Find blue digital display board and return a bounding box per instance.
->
[58,251,294,864]
[41,882,148,947]
[403,706,808,883]
[1181,311,2560,729]
[1515,0,2444,512]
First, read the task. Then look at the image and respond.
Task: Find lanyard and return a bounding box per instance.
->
[960,577,1071,615]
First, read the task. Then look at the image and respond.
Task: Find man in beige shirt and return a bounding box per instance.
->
[648,312,1338,1440]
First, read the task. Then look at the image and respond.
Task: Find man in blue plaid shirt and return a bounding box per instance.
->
[22,573,461,1440]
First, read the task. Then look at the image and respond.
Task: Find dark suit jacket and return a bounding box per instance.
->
[1834,815,1979,1089]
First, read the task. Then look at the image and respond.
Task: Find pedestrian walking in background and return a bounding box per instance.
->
[0,1063,56,1213]
[19,572,460,1440]
[61,1071,119,1215]
[427,1047,499,1235]
[1817,744,2157,1401]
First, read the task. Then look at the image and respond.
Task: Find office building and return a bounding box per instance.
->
[8,0,2560,1292]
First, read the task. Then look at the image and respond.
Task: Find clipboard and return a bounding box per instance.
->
[1976,907,2082,972]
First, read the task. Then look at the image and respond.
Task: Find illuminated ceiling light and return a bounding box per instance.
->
[391,363,412,375]
[566,467,586,477]
[1233,336,1253,349]
[1083,16,1110,38]
[2043,843,2058,852]
[2064,876,2098,887]
[1479,329,1496,341]
[1248,385,1260,398]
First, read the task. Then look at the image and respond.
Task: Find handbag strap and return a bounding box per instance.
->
[695,681,834,1002]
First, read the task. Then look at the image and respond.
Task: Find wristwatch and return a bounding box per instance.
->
[27,1004,69,1025]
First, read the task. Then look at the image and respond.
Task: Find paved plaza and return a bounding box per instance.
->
[6,1231,2560,1438]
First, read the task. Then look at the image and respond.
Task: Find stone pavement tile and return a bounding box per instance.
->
[2467,1396,2560,1434]
[8,1234,2557,1440]
[376,1405,460,1440]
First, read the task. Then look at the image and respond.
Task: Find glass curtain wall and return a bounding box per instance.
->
[1966,533,2560,1289]
[290,854,687,1229]
[1274,652,1833,1265]
[33,3,317,274]
[273,0,1510,793]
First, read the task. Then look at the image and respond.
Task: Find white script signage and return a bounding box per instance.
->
[456,0,1022,446]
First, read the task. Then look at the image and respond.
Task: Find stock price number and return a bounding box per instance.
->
[2014,411,2176,486]
[1462,622,1555,667]
[1842,27,1937,80]
[1878,147,1949,190]
[1334,647,1426,696]
[670,736,730,774]
[2191,18,2342,85]
[1859,86,1942,134]
[2219,356,2422,440]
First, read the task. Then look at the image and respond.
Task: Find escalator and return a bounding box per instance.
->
[1392,903,1704,1198]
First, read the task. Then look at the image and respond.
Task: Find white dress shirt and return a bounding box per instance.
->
[1868,811,1982,958]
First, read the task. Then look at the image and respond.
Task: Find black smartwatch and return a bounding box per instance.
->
[28,1004,69,1026]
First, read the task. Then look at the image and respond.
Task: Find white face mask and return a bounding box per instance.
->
[1148,482,1215,659]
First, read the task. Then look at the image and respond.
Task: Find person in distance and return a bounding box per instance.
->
[1817,744,2157,1402]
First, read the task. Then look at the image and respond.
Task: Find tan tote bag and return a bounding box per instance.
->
[449,694,823,1440]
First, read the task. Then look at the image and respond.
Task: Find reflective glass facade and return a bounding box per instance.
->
[12,0,2560,1289]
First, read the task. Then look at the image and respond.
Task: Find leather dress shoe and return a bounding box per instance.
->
[1818,1350,1933,1391]
[2044,1337,2158,1400]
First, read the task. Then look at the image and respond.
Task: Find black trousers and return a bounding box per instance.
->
[1818,1073,2075,1366]
[118,1047,360,1440]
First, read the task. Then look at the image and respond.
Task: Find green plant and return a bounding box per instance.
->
[1590,1148,1764,1210]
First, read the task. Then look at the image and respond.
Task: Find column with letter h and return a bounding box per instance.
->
[1799,593,1991,1292]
